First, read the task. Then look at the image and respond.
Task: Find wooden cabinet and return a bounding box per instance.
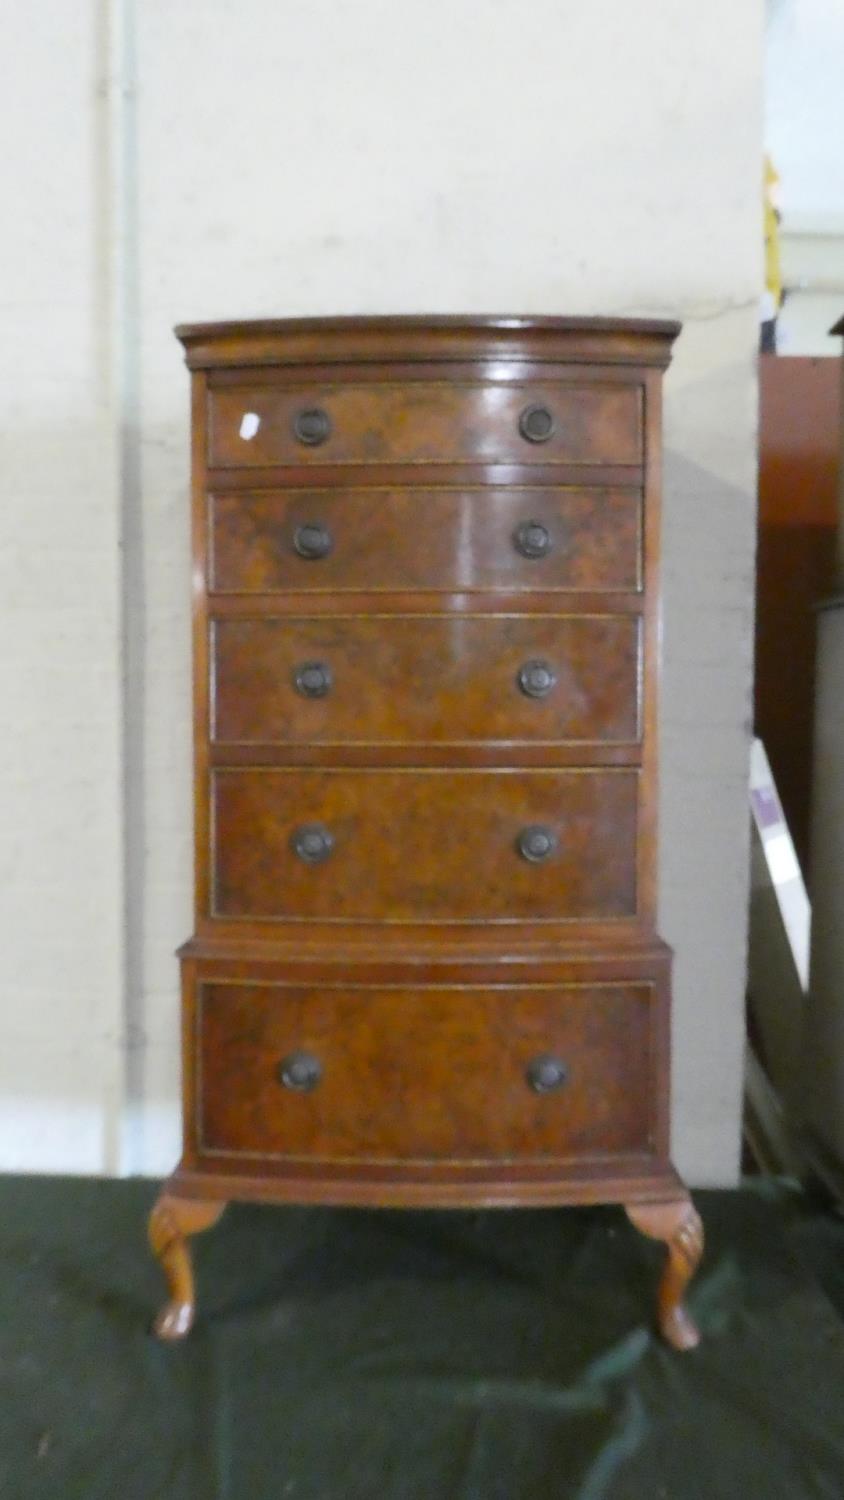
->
[149,316,703,1351]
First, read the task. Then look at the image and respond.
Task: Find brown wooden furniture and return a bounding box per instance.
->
[801,317,844,1199]
[149,316,703,1350]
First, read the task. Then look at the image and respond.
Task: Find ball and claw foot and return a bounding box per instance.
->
[148,1192,226,1342]
[625,1197,704,1351]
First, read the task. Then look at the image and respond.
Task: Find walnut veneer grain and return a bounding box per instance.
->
[149,315,702,1351]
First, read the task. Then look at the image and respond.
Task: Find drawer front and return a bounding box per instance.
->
[209,487,642,594]
[197,982,654,1162]
[207,381,642,468]
[211,768,638,922]
[212,615,640,747]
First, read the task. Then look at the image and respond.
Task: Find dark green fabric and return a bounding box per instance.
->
[0,1177,843,1498]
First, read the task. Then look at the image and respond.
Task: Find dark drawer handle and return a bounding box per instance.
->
[517,659,557,699]
[294,661,333,698]
[293,522,333,560]
[293,407,331,446]
[526,1054,568,1094]
[291,823,335,864]
[513,519,552,559]
[518,404,555,444]
[278,1051,323,1092]
[517,825,557,863]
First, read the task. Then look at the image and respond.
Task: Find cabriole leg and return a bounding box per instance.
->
[148,1192,226,1341]
[626,1197,704,1351]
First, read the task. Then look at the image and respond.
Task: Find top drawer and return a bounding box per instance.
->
[206,379,643,469]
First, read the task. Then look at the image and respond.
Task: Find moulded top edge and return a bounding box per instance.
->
[176,314,682,339]
[174,314,682,370]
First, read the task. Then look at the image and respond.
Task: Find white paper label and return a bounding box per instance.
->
[239,411,260,440]
[764,832,801,886]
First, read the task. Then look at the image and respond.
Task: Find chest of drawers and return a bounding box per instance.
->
[149,316,703,1350]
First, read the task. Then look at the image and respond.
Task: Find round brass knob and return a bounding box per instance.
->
[518,404,555,443]
[291,824,335,864]
[294,661,332,698]
[517,660,557,699]
[293,407,331,446]
[278,1051,323,1092]
[517,825,557,863]
[293,522,333,560]
[513,520,552,559]
[526,1054,568,1093]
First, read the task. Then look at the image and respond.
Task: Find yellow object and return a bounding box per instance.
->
[764,155,783,314]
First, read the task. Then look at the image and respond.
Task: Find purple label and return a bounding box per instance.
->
[751,784,782,830]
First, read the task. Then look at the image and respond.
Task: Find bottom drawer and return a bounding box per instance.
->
[196,982,656,1163]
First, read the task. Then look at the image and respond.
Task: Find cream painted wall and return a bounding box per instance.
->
[1,0,762,1183]
[0,2,125,1169]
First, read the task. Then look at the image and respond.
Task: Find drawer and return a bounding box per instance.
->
[207,380,642,469]
[210,768,638,923]
[212,615,640,747]
[209,487,642,594]
[197,981,655,1162]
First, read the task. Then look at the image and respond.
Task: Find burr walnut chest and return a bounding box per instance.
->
[149,316,703,1350]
